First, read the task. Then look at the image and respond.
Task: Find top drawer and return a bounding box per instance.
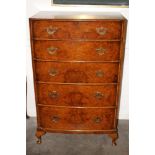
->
[32,20,122,40]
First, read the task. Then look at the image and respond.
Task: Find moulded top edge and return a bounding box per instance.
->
[29,11,126,20]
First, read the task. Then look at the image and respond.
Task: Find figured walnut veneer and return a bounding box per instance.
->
[35,61,119,83]
[38,106,115,130]
[37,83,117,107]
[33,40,120,61]
[29,12,127,145]
[32,20,122,40]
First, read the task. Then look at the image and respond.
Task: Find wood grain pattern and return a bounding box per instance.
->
[38,106,115,130]
[29,12,127,145]
[29,19,42,128]
[32,20,122,40]
[35,61,119,83]
[33,40,120,61]
[114,19,127,129]
[36,83,117,107]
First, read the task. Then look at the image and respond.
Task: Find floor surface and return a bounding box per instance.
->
[27,118,128,155]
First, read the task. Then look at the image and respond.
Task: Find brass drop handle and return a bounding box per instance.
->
[96,47,106,55]
[94,117,102,123]
[96,27,107,35]
[49,91,59,99]
[46,26,58,35]
[96,70,104,77]
[51,116,60,123]
[47,47,58,55]
[49,69,58,77]
[95,91,104,100]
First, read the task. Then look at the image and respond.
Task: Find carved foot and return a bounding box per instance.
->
[108,133,118,146]
[36,137,41,144]
[35,128,46,144]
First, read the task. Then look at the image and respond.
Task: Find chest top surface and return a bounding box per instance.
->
[30,11,126,21]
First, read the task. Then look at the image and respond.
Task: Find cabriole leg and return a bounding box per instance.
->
[35,128,46,144]
[36,137,41,144]
[108,133,118,146]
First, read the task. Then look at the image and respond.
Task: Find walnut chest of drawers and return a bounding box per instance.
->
[29,12,127,145]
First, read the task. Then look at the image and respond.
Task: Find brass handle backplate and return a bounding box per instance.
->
[96,47,106,55]
[96,27,107,35]
[94,117,102,123]
[46,26,58,35]
[51,116,60,123]
[95,91,104,100]
[49,91,59,99]
[49,69,58,77]
[47,47,58,55]
[96,70,104,77]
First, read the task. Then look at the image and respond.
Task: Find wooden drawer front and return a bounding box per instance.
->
[35,62,119,83]
[38,106,115,130]
[32,20,122,40]
[37,83,117,107]
[33,40,120,61]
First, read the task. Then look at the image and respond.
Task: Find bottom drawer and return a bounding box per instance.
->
[38,106,115,130]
